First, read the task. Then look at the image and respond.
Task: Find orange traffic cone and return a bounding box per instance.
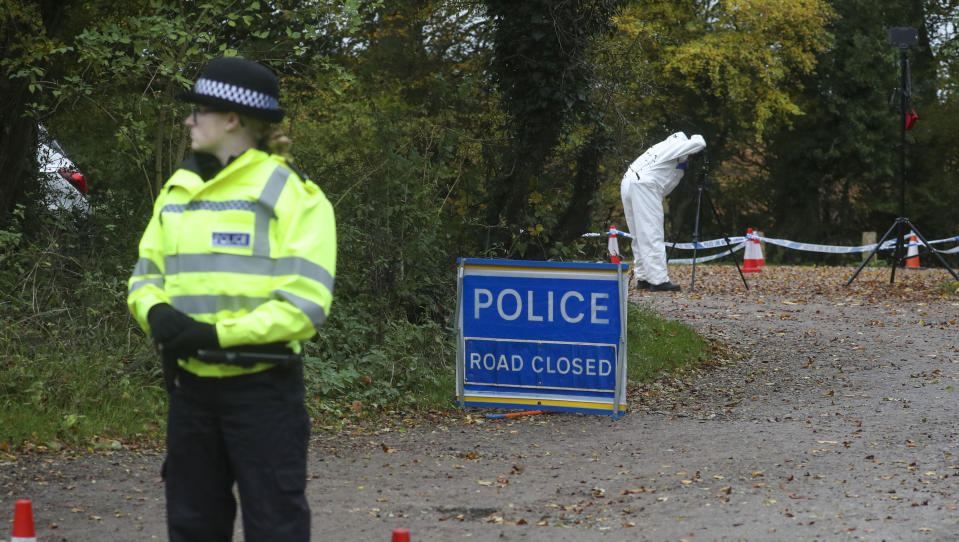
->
[905,231,920,269]
[12,499,37,542]
[742,228,763,273]
[392,528,411,542]
[608,225,621,264]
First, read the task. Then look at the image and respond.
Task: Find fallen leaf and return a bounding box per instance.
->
[621,487,656,494]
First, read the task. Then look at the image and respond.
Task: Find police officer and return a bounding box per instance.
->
[127,57,336,542]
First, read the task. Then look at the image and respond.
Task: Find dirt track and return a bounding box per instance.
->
[2,265,958,541]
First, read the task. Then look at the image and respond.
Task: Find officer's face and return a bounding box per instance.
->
[184,107,232,154]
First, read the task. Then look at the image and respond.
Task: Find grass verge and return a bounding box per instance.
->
[0,339,167,454]
[625,302,714,383]
[935,279,959,297]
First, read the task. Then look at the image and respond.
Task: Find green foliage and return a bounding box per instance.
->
[662,0,834,137]
[0,201,164,449]
[626,303,712,382]
[483,0,620,254]
[729,0,946,256]
[602,0,834,144]
[306,291,454,405]
[52,0,290,196]
[587,0,836,248]
[0,1,71,93]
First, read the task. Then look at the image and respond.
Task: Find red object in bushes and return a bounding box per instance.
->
[905,109,919,131]
[58,167,88,195]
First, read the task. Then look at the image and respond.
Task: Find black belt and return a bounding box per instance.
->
[160,343,302,392]
[196,343,303,368]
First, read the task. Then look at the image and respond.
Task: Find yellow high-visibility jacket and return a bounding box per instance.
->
[127,149,336,377]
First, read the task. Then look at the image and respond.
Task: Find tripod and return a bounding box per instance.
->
[669,151,749,292]
[847,29,959,286]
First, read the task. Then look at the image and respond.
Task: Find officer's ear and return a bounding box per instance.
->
[223,111,244,133]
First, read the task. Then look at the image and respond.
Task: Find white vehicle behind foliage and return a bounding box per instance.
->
[37,125,89,213]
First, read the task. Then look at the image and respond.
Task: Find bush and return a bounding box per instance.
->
[0,200,165,450]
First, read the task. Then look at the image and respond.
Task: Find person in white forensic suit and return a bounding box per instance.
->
[620,132,706,292]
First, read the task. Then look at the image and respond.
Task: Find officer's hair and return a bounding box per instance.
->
[241,116,293,160]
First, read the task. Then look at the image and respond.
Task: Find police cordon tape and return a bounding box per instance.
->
[668,243,745,265]
[582,230,959,262]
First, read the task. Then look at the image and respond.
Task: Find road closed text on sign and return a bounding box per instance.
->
[456,259,629,417]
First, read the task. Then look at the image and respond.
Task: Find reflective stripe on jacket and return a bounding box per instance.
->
[127,149,336,377]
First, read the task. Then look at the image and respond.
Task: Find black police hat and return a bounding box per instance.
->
[179,57,284,122]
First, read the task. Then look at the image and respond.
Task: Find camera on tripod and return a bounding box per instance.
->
[888,27,918,48]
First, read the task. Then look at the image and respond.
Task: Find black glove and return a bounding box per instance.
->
[147,303,196,344]
[164,320,219,360]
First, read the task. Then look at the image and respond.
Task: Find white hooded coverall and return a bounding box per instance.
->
[620,132,706,286]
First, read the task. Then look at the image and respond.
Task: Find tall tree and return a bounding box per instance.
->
[293,0,500,324]
[484,0,619,256]
[755,0,940,256]
[0,0,72,224]
[593,0,834,242]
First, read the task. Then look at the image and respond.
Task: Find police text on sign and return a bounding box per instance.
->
[472,287,611,324]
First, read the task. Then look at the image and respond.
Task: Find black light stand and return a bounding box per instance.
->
[669,149,749,292]
[847,28,959,286]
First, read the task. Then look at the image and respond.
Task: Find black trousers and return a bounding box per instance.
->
[165,364,311,542]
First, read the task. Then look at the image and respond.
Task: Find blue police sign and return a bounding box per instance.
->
[456,259,629,417]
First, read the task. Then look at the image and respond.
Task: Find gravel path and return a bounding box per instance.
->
[2,265,957,541]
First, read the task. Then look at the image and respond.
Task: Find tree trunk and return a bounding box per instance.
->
[554,130,608,242]
[0,79,37,225]
[0,0,69,226]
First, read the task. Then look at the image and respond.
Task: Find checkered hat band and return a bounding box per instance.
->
[194,78,279,111]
